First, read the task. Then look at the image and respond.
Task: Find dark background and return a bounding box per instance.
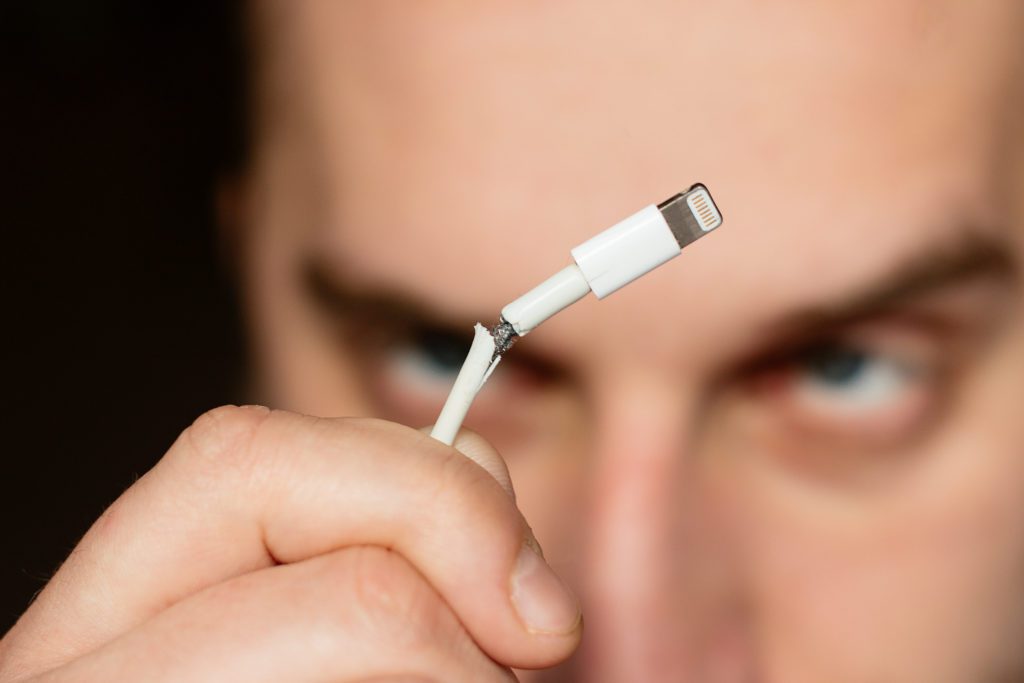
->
[3,4,247,633]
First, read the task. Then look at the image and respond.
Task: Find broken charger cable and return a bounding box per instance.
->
[429,184,724,446]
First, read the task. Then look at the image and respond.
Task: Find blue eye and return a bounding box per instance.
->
[384,329,472,389]
[794,344,918,412]
[804,346,870,386]
[413,329,472,374]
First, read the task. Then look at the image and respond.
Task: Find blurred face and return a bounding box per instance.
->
[235,2,1024,681]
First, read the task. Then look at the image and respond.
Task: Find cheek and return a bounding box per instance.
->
[712,336,1024,682]
[741,483,1024,682]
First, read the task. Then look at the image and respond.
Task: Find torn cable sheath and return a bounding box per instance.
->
[429,323,503,446]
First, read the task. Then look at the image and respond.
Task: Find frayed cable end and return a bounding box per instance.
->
[488,318,519,360]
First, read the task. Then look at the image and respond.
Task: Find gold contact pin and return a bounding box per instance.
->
[657,183,724,248]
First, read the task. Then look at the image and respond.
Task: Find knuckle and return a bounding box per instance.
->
[451,429,513,493]
[91,492,129,541]
[432,448,522,539]
[179,404,273,475]
[342,547,456,651]
[432,446,494,504]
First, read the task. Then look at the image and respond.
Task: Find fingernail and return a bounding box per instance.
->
[510,543,580,635]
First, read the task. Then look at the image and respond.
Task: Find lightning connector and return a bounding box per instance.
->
[429,184,723,445]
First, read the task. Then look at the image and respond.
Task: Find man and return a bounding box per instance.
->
[3,1,1023,681]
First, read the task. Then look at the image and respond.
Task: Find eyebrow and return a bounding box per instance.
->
[773,232,1018,336]
[302,259,486,334]
[304,230,1018,357]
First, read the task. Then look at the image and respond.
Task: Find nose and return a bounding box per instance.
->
[576,374,753,683]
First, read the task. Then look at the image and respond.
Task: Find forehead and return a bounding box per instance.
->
[254,0,1023,362]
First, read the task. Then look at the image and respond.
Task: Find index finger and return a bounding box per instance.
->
[0,406,580,678]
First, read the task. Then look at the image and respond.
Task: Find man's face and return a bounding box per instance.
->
[236,2,1024,680]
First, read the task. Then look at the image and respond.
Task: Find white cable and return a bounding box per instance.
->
[429,184,723,445]
[430,324,502,446]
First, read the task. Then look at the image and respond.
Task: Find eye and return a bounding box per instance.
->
[794,344,920,414]
[385,327,473,392]
[749,336,939,444]
[361,319,577,443]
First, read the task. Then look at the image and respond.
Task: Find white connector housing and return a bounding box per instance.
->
[498,185,722,336]
[570,204,680,299]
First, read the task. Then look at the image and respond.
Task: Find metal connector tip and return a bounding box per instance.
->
[657,183,723,248]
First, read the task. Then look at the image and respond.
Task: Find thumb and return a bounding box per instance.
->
[422,426,516,501]
[423,427,547,559]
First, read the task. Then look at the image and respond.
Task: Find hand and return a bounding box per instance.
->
[0,406,581,682]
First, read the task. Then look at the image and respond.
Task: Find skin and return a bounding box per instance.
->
[3,1,1024,681]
